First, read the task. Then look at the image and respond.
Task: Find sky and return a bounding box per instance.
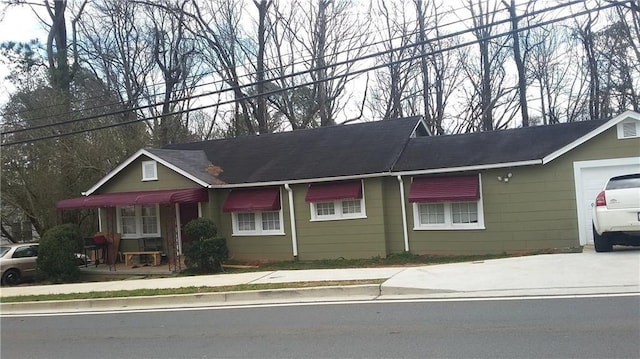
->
[0,5,46,104]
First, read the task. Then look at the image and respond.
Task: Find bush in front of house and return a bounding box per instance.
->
[183,218,229,273]
[37,223,84,283]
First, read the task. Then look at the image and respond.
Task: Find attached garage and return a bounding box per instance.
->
[574,157,640,245]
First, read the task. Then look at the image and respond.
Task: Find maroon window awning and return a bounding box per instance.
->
[408,175,479,203]
[305,180,362,203]
[222,187,281,213]
[56,188,209,209]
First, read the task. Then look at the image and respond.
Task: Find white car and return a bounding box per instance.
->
[592,173,640,252]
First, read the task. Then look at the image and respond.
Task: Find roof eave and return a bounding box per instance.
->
[83,149,212,196]
[543,110,640,164]
[391,159,544,177]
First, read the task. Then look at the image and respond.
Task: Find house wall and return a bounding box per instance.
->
[292,178,388,260]
[95,156,203,257]
[216,188,294,262]
[382,177,407,254]
[99,156,200,193]
[399,126,640,256]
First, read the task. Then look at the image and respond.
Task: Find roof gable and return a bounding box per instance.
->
[84,149,214,195]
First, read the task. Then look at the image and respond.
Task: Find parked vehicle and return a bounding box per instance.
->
[592,173,640,252]
[0,243,39,285]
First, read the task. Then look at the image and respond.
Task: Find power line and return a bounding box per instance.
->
[0,0,537,123]
[0,0,625,146]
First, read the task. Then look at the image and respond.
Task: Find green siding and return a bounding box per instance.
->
[99,156,201,193]
[216,188,293,262]
[402,126,640,255]
[293,178,387,260]
[382,177,407,254]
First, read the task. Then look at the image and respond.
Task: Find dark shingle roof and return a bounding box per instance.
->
[145,148,215,185]
[164,118,423,184]
[393,120,607,172]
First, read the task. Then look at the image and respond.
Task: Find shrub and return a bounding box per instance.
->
[183,218,228,273]
[37,223,84,283]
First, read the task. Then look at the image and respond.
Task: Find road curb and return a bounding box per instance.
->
[0,284,382,315]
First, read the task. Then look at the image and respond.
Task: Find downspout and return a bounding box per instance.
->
[284,184,299,259]
[98,208,103,232]
[175,203,182,255]
[397,175,410,252]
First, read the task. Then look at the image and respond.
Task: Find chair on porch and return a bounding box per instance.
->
[93,232,122,270]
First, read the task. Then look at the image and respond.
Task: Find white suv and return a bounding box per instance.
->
[592,173,640,252]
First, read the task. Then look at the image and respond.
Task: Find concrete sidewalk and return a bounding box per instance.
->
[1,246,639,314]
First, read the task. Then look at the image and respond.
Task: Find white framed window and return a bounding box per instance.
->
[409,174,485,230]
[232,211,284,236]
[413,201,484,230]
[142,160,158,181]
[117,204,161,238]
[310,198,366,221]
[306,180,367,221]
[617,120,639,139]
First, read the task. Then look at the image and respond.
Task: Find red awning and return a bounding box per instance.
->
[305,180,362,203]
[56,188,209,209]
[408,175,479,203]
[222,187,281,212]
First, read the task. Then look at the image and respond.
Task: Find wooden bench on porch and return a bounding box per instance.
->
[123,251,162,266]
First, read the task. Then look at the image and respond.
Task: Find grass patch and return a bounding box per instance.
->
[0,279,384,303]
[221,252,513,272]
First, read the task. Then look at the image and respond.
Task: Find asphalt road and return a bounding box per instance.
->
[1,295,638,359]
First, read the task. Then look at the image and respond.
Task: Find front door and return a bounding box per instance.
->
[179,202,200,254]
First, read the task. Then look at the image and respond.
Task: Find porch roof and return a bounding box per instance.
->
[56,188,208,209]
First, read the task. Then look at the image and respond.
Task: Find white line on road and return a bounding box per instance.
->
[2,292,638,318]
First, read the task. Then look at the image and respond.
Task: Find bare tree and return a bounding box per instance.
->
[289,0,372,127]
[253,0,273,133]
[502,0,530,127]
[461,0,514,132]
[147,0,203,145]
[266,1,320,129]
[367,0,418,120]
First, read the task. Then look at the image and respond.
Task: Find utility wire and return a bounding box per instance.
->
[0,0,557,123]
[1,0,589,133]
[0,0,623,146]
[0,0,527,122]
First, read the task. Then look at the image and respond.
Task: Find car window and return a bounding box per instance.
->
[0,246,10,257]
[606,174,640,190]
[12,245,38,258]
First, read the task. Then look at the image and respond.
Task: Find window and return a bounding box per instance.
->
[142,160,158,181]
[617,120,640,139]
[119,206,137,235]
[410,175,485,230]
[315,202,335,216]
[418,203,445,224]
[223,187,285,236]
[232,211,283,235]
[12,245,38,258]
[311,199,366,220]
[117,204,161,238]
[306,180,366,221]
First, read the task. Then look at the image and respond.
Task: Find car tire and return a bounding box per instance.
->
[593,225,613,252]
[2,269,21,286]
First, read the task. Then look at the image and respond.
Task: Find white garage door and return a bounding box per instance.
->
[574,157,640,245]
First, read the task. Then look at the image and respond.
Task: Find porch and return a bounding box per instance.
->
[79,257,184,281]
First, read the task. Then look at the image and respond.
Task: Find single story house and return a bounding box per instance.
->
[57,110,640,263]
